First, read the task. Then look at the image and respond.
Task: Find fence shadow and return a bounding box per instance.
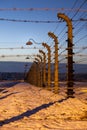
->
[0,92,20,100]
[57,97,69,103]
[0,102,54,126]
[0,81,20,88]
[0,97,69,126]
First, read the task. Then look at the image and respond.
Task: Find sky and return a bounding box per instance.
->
[0,0,87,63]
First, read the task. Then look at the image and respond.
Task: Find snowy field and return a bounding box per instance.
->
[0,81,87,130]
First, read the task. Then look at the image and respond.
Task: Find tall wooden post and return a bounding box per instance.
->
[57,13,74,98]
[37,55,43,87]
[39,50,46,87]
[42,43,51,90]
[48,32,59,94]
[35,58,41,87]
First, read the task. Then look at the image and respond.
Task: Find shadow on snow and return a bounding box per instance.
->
[0,97,68,126]
[0,92,20,100]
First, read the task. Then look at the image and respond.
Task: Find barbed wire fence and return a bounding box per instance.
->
[25,0,87,97]
[0,0,87,98]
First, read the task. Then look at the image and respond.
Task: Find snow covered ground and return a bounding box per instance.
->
[0,81,87,130]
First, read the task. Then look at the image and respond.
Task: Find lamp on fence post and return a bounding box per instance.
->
[26,38,42,45]
[48,32,59,94]
[42,43,51,90]
[39,50,46,87]
[57,13,74,98]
